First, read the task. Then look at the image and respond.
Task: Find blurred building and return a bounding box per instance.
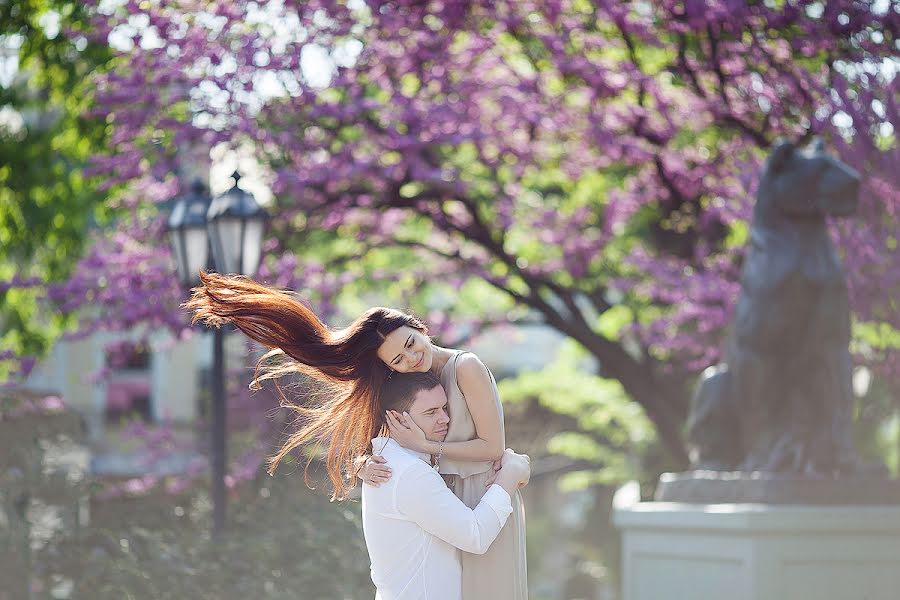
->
[21,330,242,441]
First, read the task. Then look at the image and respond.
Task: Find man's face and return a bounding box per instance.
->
[408,385,450,442]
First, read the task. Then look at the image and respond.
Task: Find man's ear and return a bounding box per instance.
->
[767,138,795,174]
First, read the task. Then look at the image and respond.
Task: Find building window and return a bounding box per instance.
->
[104,340,152,422]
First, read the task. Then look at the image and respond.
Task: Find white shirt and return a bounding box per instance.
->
[361,437,513,600]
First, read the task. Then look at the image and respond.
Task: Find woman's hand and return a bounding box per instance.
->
[385,410,430,454]
[483,459,502,488]
[357,455,392,487]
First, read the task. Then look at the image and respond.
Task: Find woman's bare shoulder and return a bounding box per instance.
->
[455,352,490,383]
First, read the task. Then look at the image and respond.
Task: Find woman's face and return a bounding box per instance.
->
[376,326,433,373]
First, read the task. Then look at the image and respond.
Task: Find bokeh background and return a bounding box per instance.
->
[1,1,898,598]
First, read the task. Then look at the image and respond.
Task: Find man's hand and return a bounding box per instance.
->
[488,449,531,495]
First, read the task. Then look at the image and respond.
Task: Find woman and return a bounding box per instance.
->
[185,271,527,599]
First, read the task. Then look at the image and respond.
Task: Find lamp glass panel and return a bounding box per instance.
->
[240,220,265,277]
[184,226,209,284]
[168,230,188,284]
[210,217,243,274]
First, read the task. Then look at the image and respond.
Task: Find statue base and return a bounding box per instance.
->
[655,470,900,504]
[613,500,900,600]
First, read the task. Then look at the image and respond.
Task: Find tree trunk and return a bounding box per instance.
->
[580,335,691,469]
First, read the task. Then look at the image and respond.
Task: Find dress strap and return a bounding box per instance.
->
[451,349,468,365]
[452,350,497,384]
[444,350,467,384]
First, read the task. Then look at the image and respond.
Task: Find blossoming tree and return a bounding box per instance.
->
[8,0,898,463]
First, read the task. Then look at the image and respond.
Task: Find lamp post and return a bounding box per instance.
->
[167,172,267,537]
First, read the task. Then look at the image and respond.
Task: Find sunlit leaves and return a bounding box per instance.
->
[500,340,655,488]
[0,0,115,379]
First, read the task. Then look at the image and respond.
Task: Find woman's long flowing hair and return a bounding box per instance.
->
[183,271,427,499]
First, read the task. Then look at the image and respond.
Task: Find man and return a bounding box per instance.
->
[362,371,531,600]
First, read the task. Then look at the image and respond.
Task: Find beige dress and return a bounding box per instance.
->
[439,351,528,600]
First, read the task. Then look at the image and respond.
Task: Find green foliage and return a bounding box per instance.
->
[499,340,656,490]
[724,219,750,249]
[878,415,900,476]
[0,0,113,372]
[3,395,372,600]
[30,474,373,599]
[854,321,900,353]
[853,373,900,478]
[595,304,633,340]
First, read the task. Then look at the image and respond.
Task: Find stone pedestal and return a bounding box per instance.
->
[613,501,900,600]
[654,471,900,504]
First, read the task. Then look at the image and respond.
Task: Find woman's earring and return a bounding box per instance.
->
[388,369,394,380]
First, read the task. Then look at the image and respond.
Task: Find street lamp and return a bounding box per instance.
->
[203,171,267,536]
[166,171,267,537]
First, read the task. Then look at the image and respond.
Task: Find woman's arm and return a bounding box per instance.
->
[388,354,504,462]
[356,454,392,487]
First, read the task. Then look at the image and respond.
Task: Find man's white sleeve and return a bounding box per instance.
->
[395,464,513,555]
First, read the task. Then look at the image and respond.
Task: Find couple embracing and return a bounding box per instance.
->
[188,272,530,599]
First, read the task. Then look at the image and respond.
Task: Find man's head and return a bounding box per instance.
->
[380,371,449,443]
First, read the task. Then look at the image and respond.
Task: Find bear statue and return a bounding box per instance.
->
[687,138,862,475]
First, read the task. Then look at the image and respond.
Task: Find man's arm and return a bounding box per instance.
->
[395,450,530,555]
[395,465,512,555]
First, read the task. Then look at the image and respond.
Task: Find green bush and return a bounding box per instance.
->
[35,473,373,600]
